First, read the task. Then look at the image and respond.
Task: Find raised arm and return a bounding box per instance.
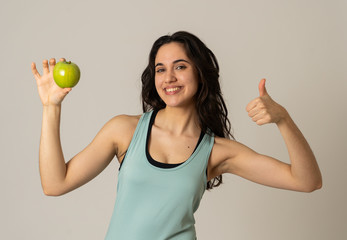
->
[215,79,322,192]
[32,58,138,196]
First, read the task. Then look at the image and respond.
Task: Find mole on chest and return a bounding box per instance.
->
[149,137,198,164]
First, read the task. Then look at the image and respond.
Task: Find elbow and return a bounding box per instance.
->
[43,190,61,197]
[312,176,323,192]
[316,179,323,191]
[42,186,66,197]
[301,179,323,193]
[302,185,321,193]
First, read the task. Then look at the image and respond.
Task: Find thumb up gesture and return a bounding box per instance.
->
[246,79,288,125]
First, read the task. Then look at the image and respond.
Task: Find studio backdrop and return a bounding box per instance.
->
[1,0,346,239]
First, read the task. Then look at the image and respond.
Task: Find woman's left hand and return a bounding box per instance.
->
[246,79,288,125]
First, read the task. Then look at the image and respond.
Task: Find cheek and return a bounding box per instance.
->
[189,73,200,92]
[154,77,160,90]
[154,77,164,97]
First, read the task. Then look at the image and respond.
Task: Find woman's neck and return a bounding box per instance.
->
[156,106,200,137]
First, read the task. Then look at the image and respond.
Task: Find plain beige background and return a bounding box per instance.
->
[1,0,346,239]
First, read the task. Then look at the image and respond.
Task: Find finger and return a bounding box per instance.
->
[59,58,66,62]
[256,118,268,126]
[248,107,262,118]
[251,110,266,122]
[63,87,72,92]
[42,59,49,74]
[258,78,268,97]
[31,62,41,80]
[49,58,56,72]
[60,88,72,98]
[246,98,260,112]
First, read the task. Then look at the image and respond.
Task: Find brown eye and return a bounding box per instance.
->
[176,65,187,70]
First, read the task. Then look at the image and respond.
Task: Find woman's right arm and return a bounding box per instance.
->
[32,58,137,196]
[39,105,120,196]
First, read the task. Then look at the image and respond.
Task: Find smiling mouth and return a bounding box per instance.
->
[165,87,181,93]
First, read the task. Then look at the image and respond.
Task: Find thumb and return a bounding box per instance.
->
[258,78,268,97]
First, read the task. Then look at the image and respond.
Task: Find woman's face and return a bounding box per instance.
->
[154,42,199,109]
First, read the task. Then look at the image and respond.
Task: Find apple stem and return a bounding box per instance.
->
[68,61,71,64]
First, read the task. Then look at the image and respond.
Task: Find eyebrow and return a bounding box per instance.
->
[155,59,190,68]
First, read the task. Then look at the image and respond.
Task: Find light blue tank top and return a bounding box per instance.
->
[105,110,215,240]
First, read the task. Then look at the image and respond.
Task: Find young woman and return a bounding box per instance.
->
[31,31,322,240]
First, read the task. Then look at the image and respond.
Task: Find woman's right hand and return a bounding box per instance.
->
[31,58,72,106]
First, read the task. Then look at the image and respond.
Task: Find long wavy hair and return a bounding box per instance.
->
[141,31,233,190]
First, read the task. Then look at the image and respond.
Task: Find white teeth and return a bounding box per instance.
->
[166,87,180,92]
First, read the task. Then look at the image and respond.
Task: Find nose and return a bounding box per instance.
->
[164,68,177,83]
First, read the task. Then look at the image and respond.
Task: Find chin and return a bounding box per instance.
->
[163,100,195,109]
[159,93,197,109]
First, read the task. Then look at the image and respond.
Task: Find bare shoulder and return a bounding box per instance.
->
[107,114,141,131]
[209,136,245,176]
[210,136,258,175]
[212,136,239,159]
[106,114,142,163]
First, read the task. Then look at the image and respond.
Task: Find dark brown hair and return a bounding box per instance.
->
[141,31,233,190]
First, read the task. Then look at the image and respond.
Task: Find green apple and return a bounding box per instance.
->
[53,61,81,88]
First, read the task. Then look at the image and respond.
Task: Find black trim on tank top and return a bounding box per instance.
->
[119,110,209,180]
[146,109,205,169]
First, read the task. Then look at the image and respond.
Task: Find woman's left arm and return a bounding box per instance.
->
[220,79,322,192]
